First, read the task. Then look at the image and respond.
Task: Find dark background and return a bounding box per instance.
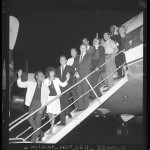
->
[5,0,147,148]
[7,0,144,73]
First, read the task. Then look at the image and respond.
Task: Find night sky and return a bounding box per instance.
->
[8,0,143,73]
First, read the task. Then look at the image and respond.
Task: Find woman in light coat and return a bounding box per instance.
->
[44,67,70,133]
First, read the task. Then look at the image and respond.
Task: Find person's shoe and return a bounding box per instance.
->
[57,123,66,126]
[49,129,53,134]
[37,133,44,141]
[68,114,73,118]
[103,86,108,91]
[38,136,42,142]
[89,98,95,102]
[75,109,84,112]
[89,95,93,100]
[103,84,107,87]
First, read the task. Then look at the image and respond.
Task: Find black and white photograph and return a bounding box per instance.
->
[2,0,147,149]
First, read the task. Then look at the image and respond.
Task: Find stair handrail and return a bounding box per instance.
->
[9,50,125,132]
[23,62,126,141]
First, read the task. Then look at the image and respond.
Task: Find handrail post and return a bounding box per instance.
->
[85,77,99,99]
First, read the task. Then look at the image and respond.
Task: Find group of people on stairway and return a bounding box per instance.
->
[17,24,128,143]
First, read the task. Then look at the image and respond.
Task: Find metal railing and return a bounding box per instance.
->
[9,112,28,127]
[9,50,126,142]
[16,116,46,138]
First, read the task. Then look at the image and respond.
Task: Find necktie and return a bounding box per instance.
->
[80,54,83,62]
[61,66,64,77]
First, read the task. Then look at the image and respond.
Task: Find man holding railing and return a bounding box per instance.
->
[103,32,119,90]
[17,70,49,143]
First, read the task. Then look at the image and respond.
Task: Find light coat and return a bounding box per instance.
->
[17,78,49,106]
[44,77,68,95]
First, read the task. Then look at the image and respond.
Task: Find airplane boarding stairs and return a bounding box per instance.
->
[38,75,128,144]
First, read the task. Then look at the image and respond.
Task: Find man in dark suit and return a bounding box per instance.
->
[110,25,124,77]
[82,38,94,55]
[73,44,93,111]
[56,55,75,125]
[90,38,106,100]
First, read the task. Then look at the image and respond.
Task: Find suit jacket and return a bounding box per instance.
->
[110,34,124,51]
[17,78,49,106]
[92,46,105,73]
[87,46,95,55]
[73,53,93,80]
[56,65,75,92]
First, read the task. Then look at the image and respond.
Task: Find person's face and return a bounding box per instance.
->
[71,49,77,57]
[110,26,115,33]
[118,27,125,35]
[80,45,87,53]
[82,39,89,46]
[49,71,55,78]
[36,72,44,82]
[93,39,99,46]
[60,57,67,66]
[103,33,110,41]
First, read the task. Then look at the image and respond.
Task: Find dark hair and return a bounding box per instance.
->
[103,32,110,38]
[60,55,67,60]
[71,48,78,53]
[82,38,88,41]
[93,37,100,42]
[80,43,87,48]
[110,25,115,31]
[34,71,43,81]
[45,67,56,78]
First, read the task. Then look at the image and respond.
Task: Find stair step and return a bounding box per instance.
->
[36,75,128,144]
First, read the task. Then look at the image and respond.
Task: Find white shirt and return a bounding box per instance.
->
[104,39,117,54]
[87,45,90,51]
[94,45,99,49]
[80,52,86,62]
[67,57,74,66]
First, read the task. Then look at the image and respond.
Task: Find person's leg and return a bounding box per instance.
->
[28,104,40,143]
[28,105,38,131]
[35,109,44,136]
[76,81,85,110]
[31,129,41,143]
[115,54,122,76]
[65,89,74,116]
[121,53,127,76]
[59,96,66,125]
[30,111,41,143]
[101,72,108,86]
[35,109,44,127]
[105,56,114,89]
[72,78,78,109]
[90,71,102,99]
[113,58,118,78]
[72,89,78,109]
[83,80,90,109]
[48,113,55,133]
